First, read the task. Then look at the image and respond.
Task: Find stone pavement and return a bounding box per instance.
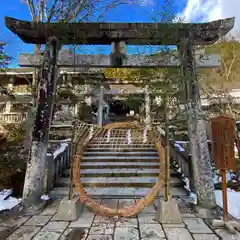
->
[0,198,239,240]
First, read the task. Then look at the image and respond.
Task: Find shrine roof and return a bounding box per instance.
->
[5,17,235,45]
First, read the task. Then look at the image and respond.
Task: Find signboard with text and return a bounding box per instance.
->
[211,115,236,170]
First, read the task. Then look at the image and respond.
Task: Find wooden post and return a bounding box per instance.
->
[145,84,151,130]
[5,77,14,113]
[22,37,60,208]
[97,85,104,126]
[164,97,171,201]
[68,120,77,200]
[221,169,228,222]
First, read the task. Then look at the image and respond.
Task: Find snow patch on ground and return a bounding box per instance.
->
[53,143,69,159]
[183,177,190,192]
[213,174,219,184]
[0,197,22,212]
[189,192,197,204]
[0,189,21,212]
[41,195,50,201]
[174,143,185,152]
[215,189,240,219]
[0,189,13,201]
[177,168,182,173]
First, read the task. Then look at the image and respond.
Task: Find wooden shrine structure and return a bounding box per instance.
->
[5,16,235,208]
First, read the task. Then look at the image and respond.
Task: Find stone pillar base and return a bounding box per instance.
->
[212,219,240,234]
[54,196,83,221]
[194,205,219,219]
[156,200,182,224]
[22,199,48,215]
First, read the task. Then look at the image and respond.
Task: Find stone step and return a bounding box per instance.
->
[87,143,155,147]
[80,162,160,169]
[88,142,154,146]
[82,156,159,161]
[64,168,179,176]
[91,137,152,141]
[56,176,184,188]
[49,186,189,198]
[89,142,154,146]
[85,147,157,152]
[83,151,159,156]
[63,168,180,177]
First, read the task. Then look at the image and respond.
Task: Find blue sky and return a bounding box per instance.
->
[0,0,238,67]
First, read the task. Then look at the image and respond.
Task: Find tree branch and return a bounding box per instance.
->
[226,52,236,81]
[47,0,58,22]
[25,0,37,21]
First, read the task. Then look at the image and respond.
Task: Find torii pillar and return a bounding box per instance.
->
[22,37,60,208]
[179,41,216,209]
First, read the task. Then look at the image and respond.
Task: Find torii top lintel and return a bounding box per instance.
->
[5,16,235,45]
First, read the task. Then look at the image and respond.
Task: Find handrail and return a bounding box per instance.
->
[155,126,195,193]
[170,143,195,192]
[43,140,72,194]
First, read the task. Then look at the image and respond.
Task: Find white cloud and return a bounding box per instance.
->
[138,0,155,7]
[179,0,240,34]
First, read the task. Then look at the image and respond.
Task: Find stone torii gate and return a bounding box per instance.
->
[5,16,234,209]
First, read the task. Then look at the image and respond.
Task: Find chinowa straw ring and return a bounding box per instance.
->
[73,121,165,217]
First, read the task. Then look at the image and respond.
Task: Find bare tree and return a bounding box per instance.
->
[22,0,135,23]
[203,86,239,118]
[201,34,240,118]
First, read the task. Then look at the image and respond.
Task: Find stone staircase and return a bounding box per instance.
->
[50,137,189,199]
